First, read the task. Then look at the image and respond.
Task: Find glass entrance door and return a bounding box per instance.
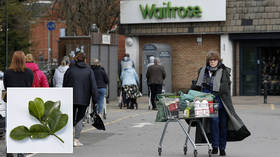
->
[240,47,259,95]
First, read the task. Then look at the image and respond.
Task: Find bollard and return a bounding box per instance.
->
[264,80,267,104]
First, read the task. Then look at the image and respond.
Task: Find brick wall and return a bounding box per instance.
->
[118,35,126,63]
[121,0,280,35]
[139,35,220,92]
[30,19,66,62]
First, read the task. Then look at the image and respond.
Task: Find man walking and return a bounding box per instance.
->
[63,51,98,147]
[146,58,166,110]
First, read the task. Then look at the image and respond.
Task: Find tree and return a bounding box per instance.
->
[52,0,120,35]
[0,0,38,70]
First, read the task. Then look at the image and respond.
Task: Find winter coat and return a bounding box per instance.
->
[53,65,69,87]
[193,64,251,143]
[146,64,166,85]
[63,61,98,105]
[120,68,139,86]
[91,65,109,89]
[26,62,49,87]
[3,68,33,102]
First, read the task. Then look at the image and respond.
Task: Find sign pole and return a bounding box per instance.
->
[46,21,56,71]
[48,30,50,71]
[5,0,8,70]
[50,30,53,63]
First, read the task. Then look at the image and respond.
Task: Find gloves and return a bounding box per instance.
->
[213,91,220,97]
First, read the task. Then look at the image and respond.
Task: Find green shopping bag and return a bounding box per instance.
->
[155,99,167,122]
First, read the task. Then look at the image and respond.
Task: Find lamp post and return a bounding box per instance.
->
[5,0,8,70]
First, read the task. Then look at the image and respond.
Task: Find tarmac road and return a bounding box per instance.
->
[1,96,280,157]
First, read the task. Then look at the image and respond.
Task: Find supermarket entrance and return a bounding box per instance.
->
[240,46,280,96]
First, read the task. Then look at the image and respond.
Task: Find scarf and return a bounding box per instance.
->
[196,63,223,92]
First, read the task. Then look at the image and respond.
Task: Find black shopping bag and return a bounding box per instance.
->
[90,112,105,131]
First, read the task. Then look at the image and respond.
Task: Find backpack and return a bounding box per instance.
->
[32,70,41,87]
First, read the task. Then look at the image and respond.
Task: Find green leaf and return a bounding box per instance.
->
[29,124,50,139]
[10,126,30,140]
[28,98,45,121]
[48,109,68,132]
[42,101,61,121]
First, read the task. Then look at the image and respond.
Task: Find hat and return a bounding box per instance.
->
[26,54,34,62]
[93,58,100,66]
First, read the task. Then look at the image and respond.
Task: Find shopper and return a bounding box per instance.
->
[53,56,70,87]
[63,51,98,147]
[120,67,141,109]
[3,51,33,157]
[119,53,135,107]
[193,51,251,156]
[91,58,109,115]
[25,54,49,87]
[146,58,166,110]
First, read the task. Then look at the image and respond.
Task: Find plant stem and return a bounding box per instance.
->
[41,121,64,143]
[51,133,64,143]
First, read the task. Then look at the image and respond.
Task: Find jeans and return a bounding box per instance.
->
[211,104,228,150]
[97,88,106,114]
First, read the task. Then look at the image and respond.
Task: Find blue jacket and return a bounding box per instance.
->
[120,68,139,86]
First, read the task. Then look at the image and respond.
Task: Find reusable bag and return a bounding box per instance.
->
[155,99,167,122]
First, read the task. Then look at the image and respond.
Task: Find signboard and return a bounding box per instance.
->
[7,88,73,153]
[47,21,56,31]
[120,0,226,24]
[102,34,111,44]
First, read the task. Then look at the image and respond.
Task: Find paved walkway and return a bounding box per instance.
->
[108,96,280,110]
[1,95,279,156]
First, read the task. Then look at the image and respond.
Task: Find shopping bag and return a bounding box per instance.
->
[188,90,214,101]
[90,112,105,130]
[155,100,167,122]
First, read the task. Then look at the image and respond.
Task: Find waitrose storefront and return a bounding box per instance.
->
[120,0,280,96]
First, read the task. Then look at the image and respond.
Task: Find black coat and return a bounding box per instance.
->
[193,64,251,143]
[4,68,34,88]
[3,68,34,102]
[91,65,109,89]
[63,62,98,105]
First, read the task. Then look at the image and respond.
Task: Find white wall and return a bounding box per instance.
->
[220,34,233,95]
[125,37,140,74]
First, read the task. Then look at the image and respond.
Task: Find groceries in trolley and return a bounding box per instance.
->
[183,98,218,118]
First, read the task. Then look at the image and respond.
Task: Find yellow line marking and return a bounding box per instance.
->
[270,104,275,110]
[81,111,153,133]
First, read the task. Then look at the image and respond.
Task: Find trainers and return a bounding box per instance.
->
[212,147,218,154]
[220,149,226,156]
[73,138,84,147]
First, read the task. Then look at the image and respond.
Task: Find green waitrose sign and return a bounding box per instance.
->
[140,2,202,19]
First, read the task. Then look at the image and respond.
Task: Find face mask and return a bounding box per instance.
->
[124,56,128,61]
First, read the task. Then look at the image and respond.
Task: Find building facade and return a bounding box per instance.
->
[120,0,280,96]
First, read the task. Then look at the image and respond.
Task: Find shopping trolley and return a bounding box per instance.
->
[157,94,218,157]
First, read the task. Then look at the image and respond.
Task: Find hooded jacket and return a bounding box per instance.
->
[63,61,98,105]
[53,65,69,87]
[26,62,49,87]
[91,65,109,89]
[120,67,139,86]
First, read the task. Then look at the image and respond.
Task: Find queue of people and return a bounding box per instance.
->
[1,50,250,156]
